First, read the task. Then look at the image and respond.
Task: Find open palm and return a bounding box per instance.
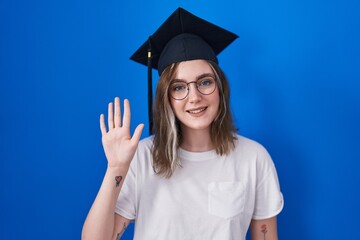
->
[100,97,144,168]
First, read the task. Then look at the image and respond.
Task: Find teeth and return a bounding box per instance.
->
[188,108,206,114]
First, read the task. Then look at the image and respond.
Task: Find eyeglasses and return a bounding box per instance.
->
[169,76,217,100]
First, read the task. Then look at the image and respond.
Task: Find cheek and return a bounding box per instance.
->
[169,98,180,115]
[169,98,175,110]
[213,90,220,107]
[212,92,222,116]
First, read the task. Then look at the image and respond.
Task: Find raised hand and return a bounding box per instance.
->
[100,97,144,169]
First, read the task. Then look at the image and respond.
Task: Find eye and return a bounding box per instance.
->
[170,82,187,92]
[198,78,215,87]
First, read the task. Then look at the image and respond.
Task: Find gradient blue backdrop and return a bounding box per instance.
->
[1,0,359,239]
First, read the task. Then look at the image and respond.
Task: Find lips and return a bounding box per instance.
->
[186,107,207,114]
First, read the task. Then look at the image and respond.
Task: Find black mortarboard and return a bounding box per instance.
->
[130,7,238,134]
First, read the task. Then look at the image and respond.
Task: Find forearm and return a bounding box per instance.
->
[82,166,128,240]
[250,216,278,240]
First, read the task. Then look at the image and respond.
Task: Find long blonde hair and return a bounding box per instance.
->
[152,61,236,178]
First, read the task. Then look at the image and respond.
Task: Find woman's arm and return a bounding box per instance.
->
[250,216,278,240]
[82,166,130,240]
[82,98,144,240]
[112,214,131,240]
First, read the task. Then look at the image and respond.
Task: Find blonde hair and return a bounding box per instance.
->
[152,61,236,178]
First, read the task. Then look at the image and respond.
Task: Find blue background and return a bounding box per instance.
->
[1,0,359,239]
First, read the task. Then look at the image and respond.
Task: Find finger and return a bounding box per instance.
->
[122,99,131,128]
[114,97,122,128]
[108,102,114,129]
[131,123,144,144]
[99,114,107,135]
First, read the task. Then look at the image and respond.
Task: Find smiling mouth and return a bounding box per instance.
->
[187,107,207,114]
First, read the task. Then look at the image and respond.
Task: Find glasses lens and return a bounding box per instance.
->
[169,77,217,100]
[197,77,216,95]
[169,81,188,100]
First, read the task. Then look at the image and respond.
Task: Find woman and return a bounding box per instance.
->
[82,8,283,240]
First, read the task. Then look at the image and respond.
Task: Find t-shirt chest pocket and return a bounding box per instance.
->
[208,181,245,219]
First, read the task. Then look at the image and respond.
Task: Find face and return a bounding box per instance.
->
[169,59,220,133]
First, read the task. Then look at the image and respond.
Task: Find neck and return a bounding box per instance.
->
[180,127,213,152]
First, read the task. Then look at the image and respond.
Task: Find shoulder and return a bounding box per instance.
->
[233,134,270,157]
[232,135,275,169]
[234,135,278,175]
[134,136,155,162]
[129,136,154,174]
[137,136,154,152]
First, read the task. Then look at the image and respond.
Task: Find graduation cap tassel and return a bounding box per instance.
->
[147,40,153,135]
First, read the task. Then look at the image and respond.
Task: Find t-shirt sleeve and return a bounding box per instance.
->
[252,145,284,220]
[114,154,137,220]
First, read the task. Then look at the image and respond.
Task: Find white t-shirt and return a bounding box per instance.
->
[115,135,283,240]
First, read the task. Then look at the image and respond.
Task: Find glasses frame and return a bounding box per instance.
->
[168,76,218,100]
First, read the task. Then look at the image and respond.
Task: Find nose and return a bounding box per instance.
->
[187,83,201,103]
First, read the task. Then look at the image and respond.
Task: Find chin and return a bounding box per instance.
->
[181,121,213,132]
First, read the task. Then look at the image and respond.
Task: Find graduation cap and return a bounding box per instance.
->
[130,7,238,134]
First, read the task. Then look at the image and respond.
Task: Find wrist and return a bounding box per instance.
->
[106,164,129,175]
[105,166,129,189]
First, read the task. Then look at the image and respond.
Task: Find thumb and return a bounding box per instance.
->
[131,123,144,144]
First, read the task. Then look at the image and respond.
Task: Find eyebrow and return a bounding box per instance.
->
[171,73,216,83]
